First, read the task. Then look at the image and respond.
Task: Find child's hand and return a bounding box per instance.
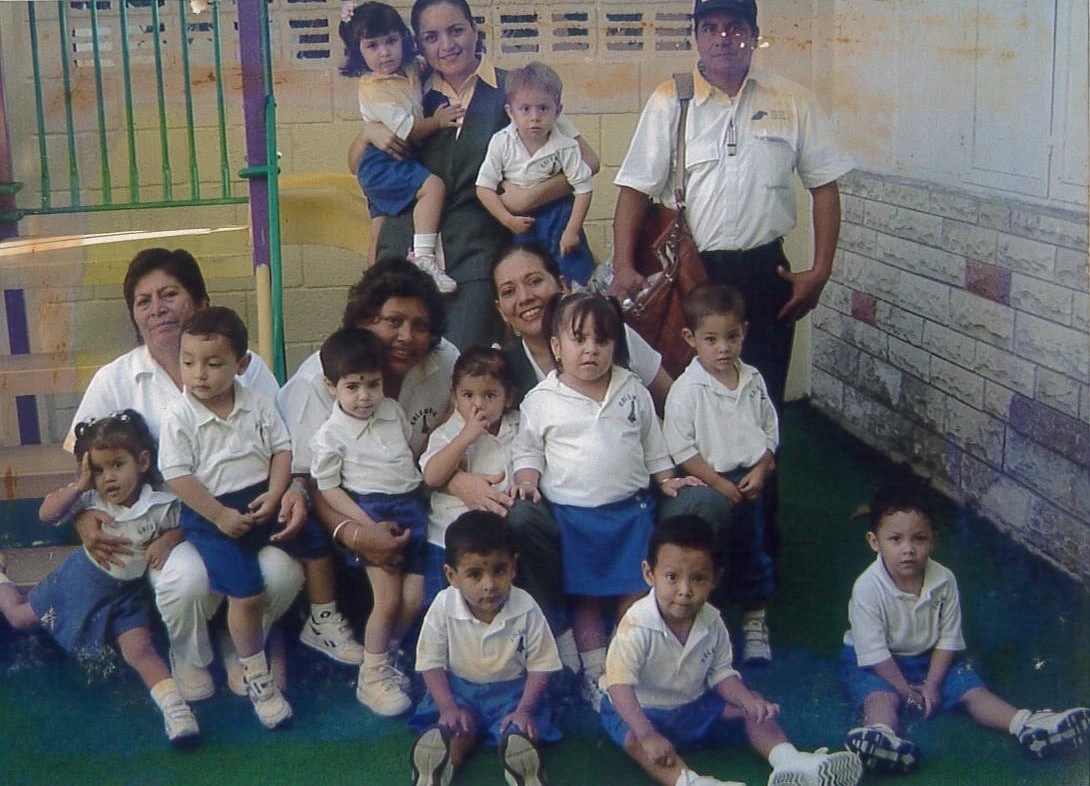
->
[247,491,280,525]
[559,227,581,257]
[145,535,174,571]
[657,475,705,498]
[461,404,491,440]
[433,101,464,128]
[715,476,744,506]
[499,709,538,741]
[438,705,475,736]
[215,508,255,538]
[636,730,676,767]
[908,683,939,718]
[513,480,541,503]
[504,215,535,234]
[737,464,768,501]
[75,452,95,492]
[740,696,781,723]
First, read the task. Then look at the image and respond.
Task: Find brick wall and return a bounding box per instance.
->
[812,169,1090,582]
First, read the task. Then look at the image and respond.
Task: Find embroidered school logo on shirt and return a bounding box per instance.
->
[410,407,440,436]
[617,393,639,425]
[533,153,562,177]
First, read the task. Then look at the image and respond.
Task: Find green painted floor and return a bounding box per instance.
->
[1,404,1087,785]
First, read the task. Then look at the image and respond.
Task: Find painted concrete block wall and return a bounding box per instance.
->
[812,170,1089,581]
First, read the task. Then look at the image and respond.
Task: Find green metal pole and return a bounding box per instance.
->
[178,0,200,200]
[88,0,113,204]
[211,1,232,198]
[57,1,80,206]
[118,0,140,202]
[150,0,172,199]
[28,2,51,210]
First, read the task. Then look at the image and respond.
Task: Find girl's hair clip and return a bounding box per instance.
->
[74,408,146,440]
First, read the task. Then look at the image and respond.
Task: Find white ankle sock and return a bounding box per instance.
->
[413,233,438,261]
[580,647,606,678]
[239,651,270,676]
[1009,708,1032,735]
[150,677,182,708]
[767,742,799,768]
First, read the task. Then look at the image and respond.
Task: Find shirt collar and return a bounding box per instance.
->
[424,56,497,101]
[328,397,398,437]
[874,554,944,600]
[183,380,248,425]
[447,584,531,625]
[629,589,714,644]
[687,357,753,390]
[692,64,768,106]
[89,484,176,520]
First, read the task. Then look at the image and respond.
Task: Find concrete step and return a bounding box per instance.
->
[1,545,80,592]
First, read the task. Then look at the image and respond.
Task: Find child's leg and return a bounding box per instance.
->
[961,687,1018,732]
[623,730,695,786]
[299,555,364,665]
[861,690,902,730]
[226,592,267,658]
[359,567,412,715]
[116,626,171,688]
[572,595,608,653]
[363,566,401,655]
[413,175,446,240]
[0,584,41,631]
[393,572,425,646]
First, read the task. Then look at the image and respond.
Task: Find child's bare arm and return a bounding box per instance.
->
[736,449,775,500]
[421,668,475,735]
[39,453,95,523]
[423,416,490,488]
[316,485,378,528]
[499,671,550,739]
[169,475,253,539]
[249,451,292,525]
[916,648,957,718]
[477,186,535,234]
[559,190,592,256]
[145,528,184,571]
[714,674,780,723]
[607,683,676,766]
[869,656,920,707]
[680,456,743,505]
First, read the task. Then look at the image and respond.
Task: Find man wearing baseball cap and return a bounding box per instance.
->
[609,0,855,692]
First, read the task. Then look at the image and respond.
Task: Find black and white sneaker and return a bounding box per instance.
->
[1018,707,1090,759]
[845,723,920,774]
[411,726,452,786]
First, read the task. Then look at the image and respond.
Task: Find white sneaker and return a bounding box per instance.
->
[387,647,412,693]
[741,613,772,665]
[767,748,862,786]
[160,695,201,747]
[411,253,458,294]
[581,671,605,713]
[1018,707,1090,759]
[169,647,214,702]
[357,660,412,716]
[844,723,920,773]
[411,726,453,786]
[300,610,365,665]
[500,730,546,786]
[244,665,293,729]
[675,769,745,786]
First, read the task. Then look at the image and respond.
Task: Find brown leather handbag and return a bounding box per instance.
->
[623,72,707,379]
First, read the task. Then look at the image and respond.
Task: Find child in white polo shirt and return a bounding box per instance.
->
[309,326,428,717]
[409,511,561,786]
[602,515,863,786]
[664,283,778,665]
[841,482,1090,774]
[159,307,296,730]
[418,347,520,605]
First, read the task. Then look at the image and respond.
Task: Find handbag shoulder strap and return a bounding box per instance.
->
[672,72,694,206]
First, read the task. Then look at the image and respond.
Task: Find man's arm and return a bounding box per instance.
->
[775,180,841,323]
[608,186,653,298]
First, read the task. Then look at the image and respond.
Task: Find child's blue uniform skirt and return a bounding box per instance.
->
[357,147,432,219]
[27,549,153,659]
[346,489,428,575]
[515,195,595,286]
[551,491,655,596]
[410,674,562,746]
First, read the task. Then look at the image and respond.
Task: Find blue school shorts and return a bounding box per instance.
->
[840,645,986,712]
[514,196,595,286]
[551,492,654,596]
[357,146,432,219]
[410,674,562,746]
[600,691,746,750]
[344,489,427,575]
[28,548,152,659]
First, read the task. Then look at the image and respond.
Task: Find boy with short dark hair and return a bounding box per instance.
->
[664,283,779,665]
[159,307,298,729]
[602,515,862,786]
[409,511,561,786]
[841,482,1090,774]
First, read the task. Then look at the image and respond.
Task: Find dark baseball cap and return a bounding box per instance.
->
[692,0,758,27]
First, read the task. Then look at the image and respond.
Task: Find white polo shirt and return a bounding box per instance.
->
[476,123,593,194]
[512,367,673,506]
[844,555,966,666]
[357,67,423,139]
[518,324,662,391]
[419,409,520,546]
[615,66,854,252]
[416,585,561,684]
[277,338,458,472]
[602,590,739,710]
[66,345,279,449]
[79,486,180,581]
[159,382,292,496]
[664,357,779,473]
[309,398,420,495]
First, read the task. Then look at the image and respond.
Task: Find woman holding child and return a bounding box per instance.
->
[358,0,597,350]
[66,247,305,702]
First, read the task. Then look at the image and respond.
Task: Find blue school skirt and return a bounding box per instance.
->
[515,196,595,286]
[357,146,432,219]
[28,548,153,659]
[345,489,428,575]
[551,492,654,596]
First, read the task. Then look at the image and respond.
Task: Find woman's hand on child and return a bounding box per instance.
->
[433,102,464,129]
[74,509,133,569]
[215,508,255,539]
[636,730,677,767]
[657,475,705,498]
[270,497,307,543]
[363,120,410,161]
[500,710,538,741]
[448,471,514,516]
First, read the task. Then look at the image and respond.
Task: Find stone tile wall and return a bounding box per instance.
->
[812,170,1090,581]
